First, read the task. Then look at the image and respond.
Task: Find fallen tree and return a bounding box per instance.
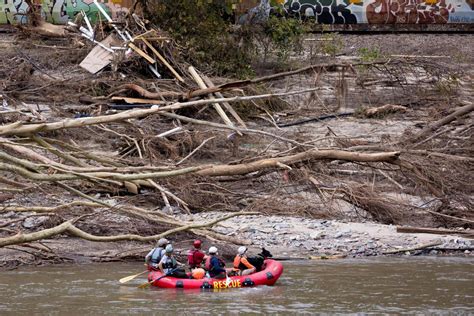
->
[413,101,474,142]
[0,88,318,136]
[0,211,257,247]
[0,147,401,184]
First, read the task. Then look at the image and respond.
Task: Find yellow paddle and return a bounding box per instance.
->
[119,270,148,284]
[137,268,178,289]
[137,279,155,289]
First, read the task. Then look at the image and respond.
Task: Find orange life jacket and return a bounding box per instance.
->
[233,254,255,270]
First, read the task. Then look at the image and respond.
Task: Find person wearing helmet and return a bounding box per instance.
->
[145,238,170,270]
[187,239,206,269]
[158,244,188,278]
[204,246,227,279]
[232,246,256,276]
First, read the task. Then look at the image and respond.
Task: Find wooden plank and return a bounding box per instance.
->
[132,30,156,41]
[397,226,474,239]
[202,76,247,128]
[128,42,156,64]
[141,38,185,83]
[188,66,240,135]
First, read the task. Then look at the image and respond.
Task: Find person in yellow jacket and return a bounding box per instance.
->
[232,246,256,276]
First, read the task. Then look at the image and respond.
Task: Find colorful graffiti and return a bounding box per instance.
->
[0,0,129,25]
[1,0,473,25]
[282,0,474,23]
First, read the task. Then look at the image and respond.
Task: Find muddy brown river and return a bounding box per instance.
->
[0,257,472,314]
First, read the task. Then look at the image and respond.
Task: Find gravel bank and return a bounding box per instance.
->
[183,212,473,258]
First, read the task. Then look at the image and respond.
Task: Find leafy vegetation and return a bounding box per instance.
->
[257,16,306,63]
[358,47,382,62]
[320,33,343,57]
[145,0,306,77]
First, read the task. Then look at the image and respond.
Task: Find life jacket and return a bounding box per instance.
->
[233,254,246,270]
[205,255,225,271]
[233,255,255,271]
[205,256,212,271]
[188,249,202,268]
[150,247,164,264]
[162,255,177,272]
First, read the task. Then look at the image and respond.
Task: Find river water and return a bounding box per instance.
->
[0,257,472,315]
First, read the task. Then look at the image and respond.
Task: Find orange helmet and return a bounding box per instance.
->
[192,268,205,279]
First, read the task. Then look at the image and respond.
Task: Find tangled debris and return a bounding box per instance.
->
[0,9,473,268]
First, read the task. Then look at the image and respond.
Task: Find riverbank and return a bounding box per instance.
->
[1,31,472,270]
[185,212,473,258]
[1,211,472,271]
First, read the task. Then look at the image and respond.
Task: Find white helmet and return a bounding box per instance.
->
[158,238,169,247]
[208,246,218,254]
[165,244,173,253]
[238,246,247,255]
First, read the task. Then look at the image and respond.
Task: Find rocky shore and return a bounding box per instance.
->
[183,212,473,258]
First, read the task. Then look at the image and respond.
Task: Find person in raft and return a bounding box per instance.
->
[187,239,206,269]
[232,246,256,276]
[145,238,170,270]
[204,246,228,279]
[158,244,188,278]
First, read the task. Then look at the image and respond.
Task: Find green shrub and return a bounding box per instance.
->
[146,1,253,77]
[320,33,343,57]
[259,16,306,62]
[145,0,306,77]
[358,47,382,62]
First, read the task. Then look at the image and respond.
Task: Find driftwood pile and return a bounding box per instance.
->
[0,8,473,266]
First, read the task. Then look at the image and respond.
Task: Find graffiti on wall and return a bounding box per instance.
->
[282,0,474,23]
[1,0,473,25]
[0,0,129,25]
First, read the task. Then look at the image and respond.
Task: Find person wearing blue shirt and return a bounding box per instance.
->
[204,246,227,279]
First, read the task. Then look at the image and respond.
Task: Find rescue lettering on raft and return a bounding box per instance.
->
[212,280,242,289]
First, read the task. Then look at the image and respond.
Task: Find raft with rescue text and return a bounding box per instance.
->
[148,259,283,289]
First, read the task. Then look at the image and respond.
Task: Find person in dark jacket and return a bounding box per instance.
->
[204,246,227,279]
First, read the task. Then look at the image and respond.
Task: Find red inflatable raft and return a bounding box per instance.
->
[148,259,283,289]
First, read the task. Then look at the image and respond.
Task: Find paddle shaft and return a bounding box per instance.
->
[138,268,179,289]
[119,270,148,283]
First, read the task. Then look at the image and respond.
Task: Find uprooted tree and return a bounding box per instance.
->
[0,2,473,267]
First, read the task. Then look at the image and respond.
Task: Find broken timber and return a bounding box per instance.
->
[188,66,240,135]
[397,226,474,239]
[383,241,443,254]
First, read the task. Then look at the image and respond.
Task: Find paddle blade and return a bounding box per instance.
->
[137,281,152,289]
[225,273,231,287]
[119,274,139,284]
[119,270,147,284]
